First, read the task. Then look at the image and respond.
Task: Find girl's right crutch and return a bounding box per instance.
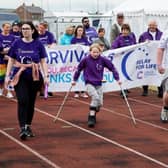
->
[119,85,137,125]
[53,85,73,123]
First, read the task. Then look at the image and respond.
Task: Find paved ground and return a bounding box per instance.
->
[1,88,168,168]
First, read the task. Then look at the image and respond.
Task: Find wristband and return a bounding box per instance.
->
[44,75,49,78]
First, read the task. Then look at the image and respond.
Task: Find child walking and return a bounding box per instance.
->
[72,43,121,127]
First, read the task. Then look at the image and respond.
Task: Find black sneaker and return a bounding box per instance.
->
[20,127,27,140]
[88,115,96,128]
[48,92,53,97]
[39,92,44,97]
[26,126,35,137]
[158,91,163,98]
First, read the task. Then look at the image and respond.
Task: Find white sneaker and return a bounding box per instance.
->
[0,89,3,96]
[6,91,14,98]
[160,108,168,123]
[80,93,88,98]
[74,93,79,98]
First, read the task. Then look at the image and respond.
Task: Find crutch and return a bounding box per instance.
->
[53,85,73,122]
[119,85,137,125]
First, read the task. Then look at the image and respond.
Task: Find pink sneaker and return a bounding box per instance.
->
[6,91,14,98]
[74,93,79,98]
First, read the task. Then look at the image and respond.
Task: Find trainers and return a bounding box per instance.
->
[20,127,27,140]
[74,93,79,98]
[26,126,35,137]
[88,115,96,128]
[0,89,3,96]
[160,108,168,123]
[157,91,163,98]
[6,91,14,98]
[48,92,53,97]
[80,93,88,98]
[39,92,44,97]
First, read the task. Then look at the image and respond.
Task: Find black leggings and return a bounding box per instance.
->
[14,76,43,128]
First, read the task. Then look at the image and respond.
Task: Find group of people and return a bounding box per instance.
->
[1,13,168,140]
[110,13,164,98]
[0,21,56,98]
[110,13,168,123]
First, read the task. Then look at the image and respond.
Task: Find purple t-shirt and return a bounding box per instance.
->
[138,28,162,42]
[71,36,89,46]
[0,37,3,64]
[0,34,15,63]
[112,34,136,49]
[38,31,56,45]
[73,55,119,86]
[10,31,21,40]
[0,33,15,48]
[8,38,47,79]
[0,38,3,52]
[85,27,98,45]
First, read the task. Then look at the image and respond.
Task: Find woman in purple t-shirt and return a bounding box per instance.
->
[71,25,89,98]
[0,23,15,98]
[5,22,49,140]
[111,23,136,98]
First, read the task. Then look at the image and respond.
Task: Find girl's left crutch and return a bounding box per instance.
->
[53,85,73,122]
[119,85,137,126]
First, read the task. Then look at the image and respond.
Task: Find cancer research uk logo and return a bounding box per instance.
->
[117,46,157,81]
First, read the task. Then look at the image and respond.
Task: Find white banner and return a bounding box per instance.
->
[46,41,163,92]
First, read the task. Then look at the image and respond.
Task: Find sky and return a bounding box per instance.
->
[1,0,125,13]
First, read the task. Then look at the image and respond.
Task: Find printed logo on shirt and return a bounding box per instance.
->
[20,56,32,64]
[96,64,103,71]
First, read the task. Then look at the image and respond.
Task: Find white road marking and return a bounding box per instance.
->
[2,128,15,131]
[73,98,168,131]
[36,107,168,167]
[61,125,73,128]
[3,95,168,167]
[0,129,60,168]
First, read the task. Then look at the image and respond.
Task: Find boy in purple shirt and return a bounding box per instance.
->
[72,43,121,127]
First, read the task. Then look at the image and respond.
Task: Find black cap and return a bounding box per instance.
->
[12,21,20,27]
